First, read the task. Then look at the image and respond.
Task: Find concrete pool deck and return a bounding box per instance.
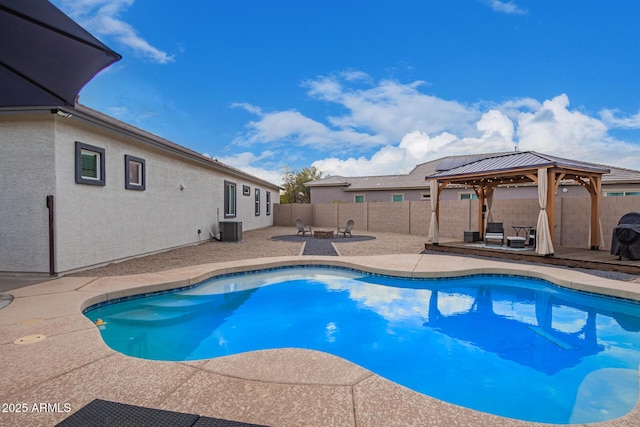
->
[1,253,640,426]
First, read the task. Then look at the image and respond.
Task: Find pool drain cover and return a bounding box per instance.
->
[14,334,46,345]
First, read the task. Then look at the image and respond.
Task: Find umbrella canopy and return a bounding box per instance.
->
[0,0,121,107]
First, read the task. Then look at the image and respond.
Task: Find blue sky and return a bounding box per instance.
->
[52,0,640,185]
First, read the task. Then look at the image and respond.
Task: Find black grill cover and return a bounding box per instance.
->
[611,212,640,260]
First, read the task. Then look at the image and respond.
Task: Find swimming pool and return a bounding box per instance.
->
[85,266,640,424]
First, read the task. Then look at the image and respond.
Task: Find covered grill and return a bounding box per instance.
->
[611,212,640,260]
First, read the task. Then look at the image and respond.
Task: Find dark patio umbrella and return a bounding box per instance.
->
[0,0,121,107]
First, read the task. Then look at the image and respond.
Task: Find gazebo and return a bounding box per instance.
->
[426,151,610,255]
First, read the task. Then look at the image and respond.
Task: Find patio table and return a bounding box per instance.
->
[512,225,533,238]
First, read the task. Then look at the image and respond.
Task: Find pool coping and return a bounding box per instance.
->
[1,253,639,426]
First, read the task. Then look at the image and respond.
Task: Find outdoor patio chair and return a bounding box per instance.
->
[295,218,312,236]
[485,222,504,246]
[337,219,355,237]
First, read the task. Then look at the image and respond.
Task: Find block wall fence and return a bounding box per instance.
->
[274,196,640,249]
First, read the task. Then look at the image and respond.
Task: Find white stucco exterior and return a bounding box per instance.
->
[0,115,55,273]
[0,106,280,275]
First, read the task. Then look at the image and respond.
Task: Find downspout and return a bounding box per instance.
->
[46,195,56,276]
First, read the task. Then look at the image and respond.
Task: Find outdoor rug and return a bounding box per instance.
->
[271,234,375,256]
[55,399,268,427]
[465,243,534,252]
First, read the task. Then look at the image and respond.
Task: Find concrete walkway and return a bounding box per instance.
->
[0,275,55,292]
[270,234,376,256]
[1,254,639,426]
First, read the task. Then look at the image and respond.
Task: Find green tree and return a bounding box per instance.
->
[281,166,324,203]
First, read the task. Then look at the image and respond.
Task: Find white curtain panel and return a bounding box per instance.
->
[485,186,494,229]
[428,179,439,244]
[536,168,554,255]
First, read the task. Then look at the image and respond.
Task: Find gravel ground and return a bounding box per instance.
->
[68,226,639,283]
[69,227,431,277]
[68,227,426,277]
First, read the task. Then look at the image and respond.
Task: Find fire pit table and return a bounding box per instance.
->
[313,229,334,239]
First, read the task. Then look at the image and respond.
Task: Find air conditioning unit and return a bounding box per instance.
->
[219,221,242,242]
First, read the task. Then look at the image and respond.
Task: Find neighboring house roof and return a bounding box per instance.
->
[307,151,640,191]
[306,172,429,192]
[0,104,283,190]
[305,155,485,192]
[305,175,351,187]
[602,166,640,184]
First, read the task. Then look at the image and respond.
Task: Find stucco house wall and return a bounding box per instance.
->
[1,107,279,275]
[0,115,55,273]
[310,186,430,203]
[311,182,623,203]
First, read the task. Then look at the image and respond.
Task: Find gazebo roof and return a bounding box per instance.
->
[427,151,610,185]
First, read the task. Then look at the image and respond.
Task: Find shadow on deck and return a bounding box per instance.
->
[425,241,640,275]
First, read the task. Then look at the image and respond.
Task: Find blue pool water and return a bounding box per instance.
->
[85,267,640,424]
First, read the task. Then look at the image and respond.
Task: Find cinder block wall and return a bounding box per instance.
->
[410,201,430,235]
[368,202,411,234]
[274,203,313,227]
[338,203,368,230]
[274,197,639,249]
[439,200,476,238]
[313,203,338,227]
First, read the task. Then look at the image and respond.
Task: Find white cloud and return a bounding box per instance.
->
[234,74,478,153]
[231,74,640,177]
[486,1,528,15]
[599,109,640,129]
[514,95,640,168]
[310,92,640,177]
[312,132,458,176]
[311,110,518,178]
[54,0,174,64]
[215,151,283,186]
[233,102,387,150]
[477,109,515,142]
[517,95,605,152]
[307,75,478,141]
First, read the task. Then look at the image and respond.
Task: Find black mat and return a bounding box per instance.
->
[272,234,375,256]
[55,399,268,427]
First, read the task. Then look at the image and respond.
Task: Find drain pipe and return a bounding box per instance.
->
[46,195,56,276]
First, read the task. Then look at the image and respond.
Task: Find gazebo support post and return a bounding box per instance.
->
[589,175,602,250]
[476,186,486,238]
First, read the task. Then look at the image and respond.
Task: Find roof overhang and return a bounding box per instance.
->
[0,105,283,190]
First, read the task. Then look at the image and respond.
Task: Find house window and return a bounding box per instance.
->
[392,194,404,202]
[420,193,431,201]
[604,191,640,197]
[459,193,478,200]
[224,180,236,217]
[124,155,145,190]
[255,188,261,216]
[243,185,251,196]
[266,191,271,215]
[354,195,365,203]
[75,142,105,186]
